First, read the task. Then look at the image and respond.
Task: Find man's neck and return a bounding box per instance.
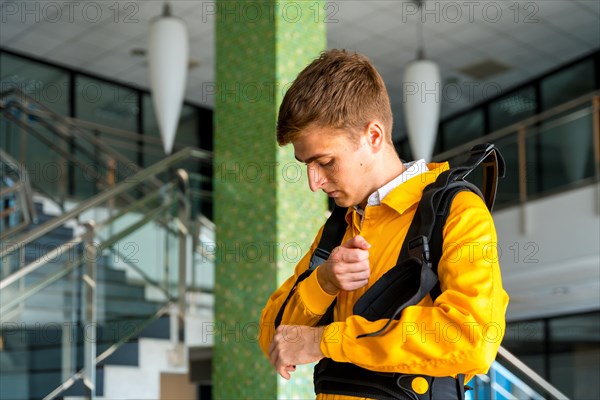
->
[358,150,406,209]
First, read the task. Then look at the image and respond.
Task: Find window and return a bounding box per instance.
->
[442,109,484,150]
[489,86,537,132]
[541,59,595,111]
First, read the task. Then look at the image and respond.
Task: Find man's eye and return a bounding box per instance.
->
[319,160,335,168]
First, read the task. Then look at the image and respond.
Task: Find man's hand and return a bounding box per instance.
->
[268,325,325,380]
[317,235,371,295]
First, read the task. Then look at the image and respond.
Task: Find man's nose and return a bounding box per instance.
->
[307,166,324,192]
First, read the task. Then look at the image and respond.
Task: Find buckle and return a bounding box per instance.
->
[408,236,430,262]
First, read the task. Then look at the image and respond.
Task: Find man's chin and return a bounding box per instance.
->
[333,198,353,208]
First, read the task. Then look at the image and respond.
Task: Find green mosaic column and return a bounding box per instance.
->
[213,1,326,398]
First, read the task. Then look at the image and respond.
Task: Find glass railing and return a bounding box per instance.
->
[1,89,141,208]
[433,92,600,211]
[0,148,212,399]
[468,347,569,399]
[1,149,37,240]
[0,88,208,210]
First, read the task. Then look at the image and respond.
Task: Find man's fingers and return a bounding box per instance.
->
[278,365,296,380]
[278,365,291,380]
[330,247,370,264]
[268,344,278,368]
[340,235,371,250]
[344,270,370,282]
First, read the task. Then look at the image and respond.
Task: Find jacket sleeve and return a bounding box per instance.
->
[258,224,338,357]
[319,191,509,380]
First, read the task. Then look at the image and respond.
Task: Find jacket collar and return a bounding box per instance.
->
[342,162,450,224]
[380,162,450,215]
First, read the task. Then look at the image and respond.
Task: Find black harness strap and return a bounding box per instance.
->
[308,205,349,270]
[274,205,347,328]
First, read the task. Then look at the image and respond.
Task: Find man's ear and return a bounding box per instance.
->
[366,121,385,151]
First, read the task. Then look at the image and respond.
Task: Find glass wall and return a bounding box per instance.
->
[488,86,537,132]
[397,50,600,210]
[0,51,70,115]
[442,109,485,149]
[434,51,598,156]
[541,59,596,111]
[0,49,213,217]
[503,311,600,400]
[0,52,70,198]
[143,94,199,167]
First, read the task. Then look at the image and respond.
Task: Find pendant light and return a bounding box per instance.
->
[148,2,189,155]
[403,0,441,162]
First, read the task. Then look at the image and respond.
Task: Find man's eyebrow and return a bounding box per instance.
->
[294,153,330,164]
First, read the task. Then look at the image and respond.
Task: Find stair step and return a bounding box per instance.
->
[61,367,105,397]
[0,316,172,399]
[0,371,30,400]
[21,263,127,284]
[1,369,106,398]
[26,224,75,240]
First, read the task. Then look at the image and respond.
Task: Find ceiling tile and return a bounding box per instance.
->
[0,16,39,45]
[327,20,372,48]
[50,43,108,68]
[35,20,92,40]
[333,1,377,24]
[418,33,460,58]
[569,20,600,47]
[190,37,215,61]
[449,24,498,46]
[436,45,488,70]
[576,0,600,15]
[7,31,65,57]
[533,0,575,19]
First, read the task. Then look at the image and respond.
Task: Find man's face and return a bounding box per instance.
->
[292,125,376,208]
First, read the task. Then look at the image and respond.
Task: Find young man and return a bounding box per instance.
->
[259,49,509,399]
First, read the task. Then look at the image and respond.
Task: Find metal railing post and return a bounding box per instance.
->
[517,127,528,234]
[82,221,97,399]
[592,96,600,214]
[169,169,191,366]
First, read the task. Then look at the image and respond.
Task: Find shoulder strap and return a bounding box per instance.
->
[309,206,349,270]
[355,144,504,337]
[274,206,348,328]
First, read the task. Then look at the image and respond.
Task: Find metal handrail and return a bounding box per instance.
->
[0,149,37,228]
[0,180,177,296]
[0,198,176,316]
[1,108,115,187]
[433,89,600,162]
[0,88,164,189]
[68,117,185,150]
[0,147,209,259]
[42,304,171,400]
[0,237,83,290]
[496,346,570,399]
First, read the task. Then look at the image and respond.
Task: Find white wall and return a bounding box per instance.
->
[493,183,600,321]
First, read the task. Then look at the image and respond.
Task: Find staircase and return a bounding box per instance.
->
[1,200,177,399]
[0,143,212,398]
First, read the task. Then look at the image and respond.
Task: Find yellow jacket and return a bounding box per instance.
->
[259,163,509,399]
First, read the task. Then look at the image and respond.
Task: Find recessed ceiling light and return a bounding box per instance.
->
[459,59,511,80]
[552,286,569,295]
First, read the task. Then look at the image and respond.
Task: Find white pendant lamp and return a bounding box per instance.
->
[403,0,441,162]
[148,2,189,155]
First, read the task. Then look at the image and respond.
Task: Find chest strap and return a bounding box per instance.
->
[315,359,466,400]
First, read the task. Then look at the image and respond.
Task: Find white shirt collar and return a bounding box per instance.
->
[355,159,429,215]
